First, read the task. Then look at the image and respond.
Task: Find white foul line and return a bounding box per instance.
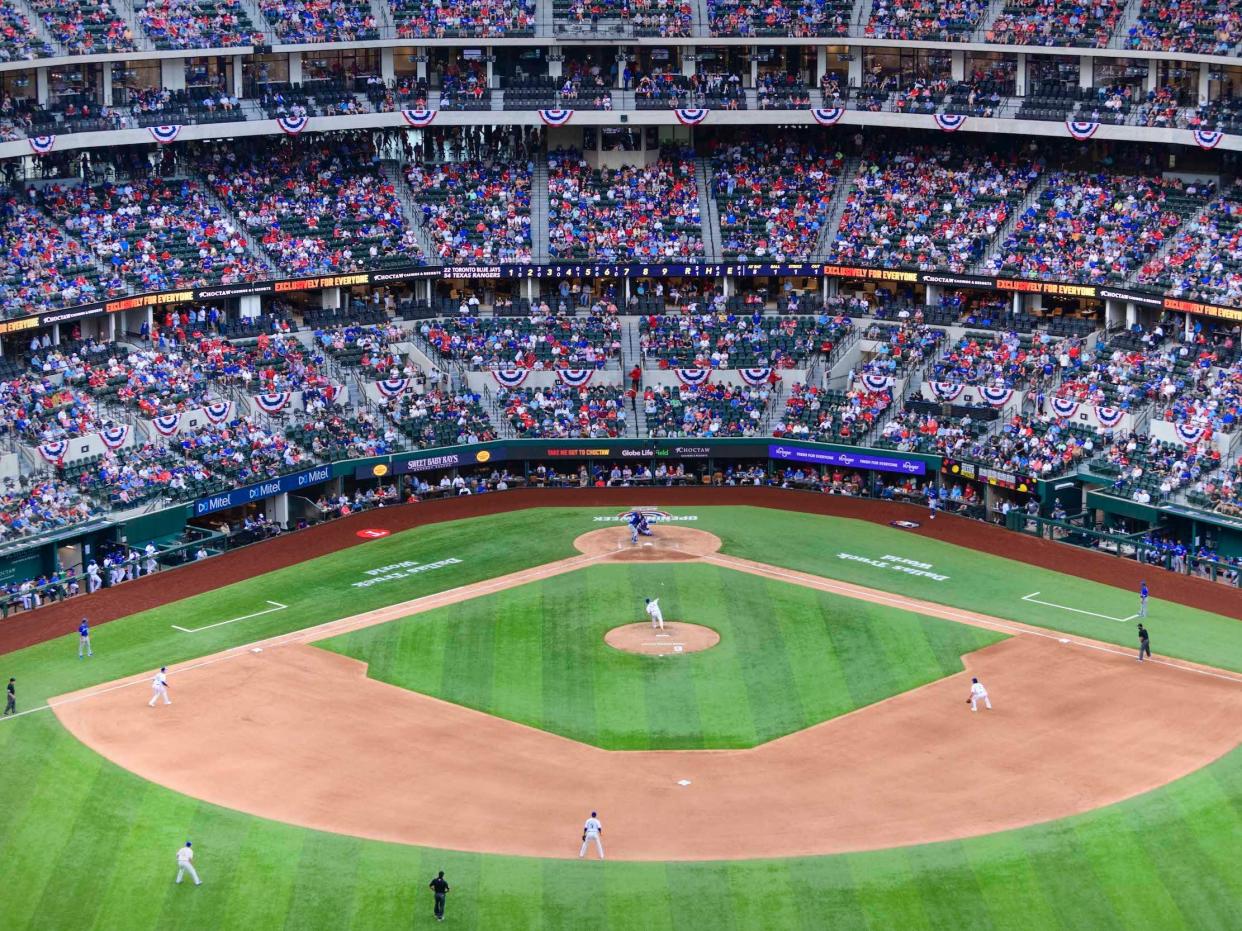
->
[1021,592,1138,623]
[172,601,288,633]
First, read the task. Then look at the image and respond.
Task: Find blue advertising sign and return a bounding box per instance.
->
[768,444,927,476]
[193,464,334,516]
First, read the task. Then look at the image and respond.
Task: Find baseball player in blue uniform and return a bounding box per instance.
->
[78,618,93,659]
[628,510,654,544]
[1139,581,1148,617]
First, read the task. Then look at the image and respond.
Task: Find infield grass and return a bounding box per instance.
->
[320,563,1004,748]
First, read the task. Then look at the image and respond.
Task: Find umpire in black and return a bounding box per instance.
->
[3,677,14,715]
[1137,623,1151,662]
[428,870,450,922]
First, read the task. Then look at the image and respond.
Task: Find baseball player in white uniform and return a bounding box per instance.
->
[579,812,604,859]
[86,560,102,593]
[966,677,992,711]
[149,666,171,706]
[175,841,202,885]
[645,598,664,630]
[144,543,158,576]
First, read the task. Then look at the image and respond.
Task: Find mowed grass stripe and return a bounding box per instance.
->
[214,821,305,930]
[1072,811,1190,929]
[1129,802,1237,930]
[283,834,365,931]
[849,849,936,931]
[681,569,753,749]
[959,832,1062,930]
[786,856,866,931]
[478,854,543,929]
[725,575,801,746]
[906,842,997,930]
[1025,825,1123,930]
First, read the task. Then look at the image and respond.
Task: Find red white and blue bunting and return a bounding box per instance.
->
[152,413,182,436]
[538,108,574,127]
[38,440,67,464]
[861,372,894,393]
[203,401,232,424]
[1050,396,1080,419]
[28,135,55,155]
[1066,120,1100,142]
[99,424,131,450]
[812,108,845,126]
[739,367,773,387]
[323,384,347,405]
[556,369,594,387]
[1192,130,1223,150]
[1094,405,1124,428]
[276,115,309,135]
[492,369,530,389]
[980,385,1014,407]
[674,108,709,126]
[375,378,411,399]
[930,382,964,401]
[254,391,291,414]
[933,113,966,132]
[1174,423,1206,444]
[674,368,711,387]
[401,109,437,128]
[148,124,183,145]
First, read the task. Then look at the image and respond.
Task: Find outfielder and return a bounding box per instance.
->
[579,811,604,859]
[966,677,992,711]
[174,841,202,885]
[645,597,665,630]
[149,666,171,706]
[628,509,653,544]
[1139,581,1149,618]
[78,618,93,659]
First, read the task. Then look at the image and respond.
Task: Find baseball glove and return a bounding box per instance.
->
[965,699,971,704]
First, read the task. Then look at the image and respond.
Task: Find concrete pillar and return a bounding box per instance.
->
[1012,292,1021,314]
[233,56,245,98]
[289,52,303,85]
[52,323,60,345]
[721,276,733,297]
[36,68,49,106]
[100,64,112,106]
[1079,56,1092,90]
[322,287,341,310]
[107,314,116,341]
[381,47,395,84]
[682,48,696,78]
[951,51,965,83]
[485,51,494,88]
[160,59,186,91]
[1146,59,1158,94]
[1184,312,1193,340]
[848,52,862,88]
[925,283,942,307]
[1015,53,1026,96]
[146,307,154,337]
[1125,301,1137,328]
[415,49,427,81]
[750,55,758,89]
[548,57,562,79]
[269,493,289,526]
[1104,298,1123,328]
[615,50,627,89]
[816,46,827,84]
[1198,65,1210,106]
[240,295,262,319]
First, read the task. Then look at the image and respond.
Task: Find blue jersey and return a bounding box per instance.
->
[628,512,642,527]
[79,622,89,638]
[1140,584,1148,600]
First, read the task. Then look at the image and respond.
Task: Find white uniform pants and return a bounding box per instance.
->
[971,693,992,711]
[88,575,101,593]
[176,862,200,884]
[146,559,158,576]
[649,607,664,629]
[579,833,604,859]
[149,685,171,706]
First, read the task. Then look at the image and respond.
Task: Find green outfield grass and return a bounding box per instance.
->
[321,563,1004,748]
[1,503,1240,930]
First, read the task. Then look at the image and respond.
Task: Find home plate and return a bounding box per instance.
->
[251,648,263,653]
[643,543,653,547]
[677,779,692,787]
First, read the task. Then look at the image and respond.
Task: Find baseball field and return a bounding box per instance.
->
[2,498,1240,929]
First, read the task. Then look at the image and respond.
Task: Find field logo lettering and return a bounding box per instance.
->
[593,509,698,523]
[351,558,463,588]
[836,552,950,582]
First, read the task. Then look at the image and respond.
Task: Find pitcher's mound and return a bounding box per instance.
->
[575,526,722,561]
[604,622,720,655]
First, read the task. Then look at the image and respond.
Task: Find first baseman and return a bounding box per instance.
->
[174,841,202,885]
[149,666,171,706]
[78,618,92,659]
[966,677,991,711]
[645,597,664,630]
[579,811,604,859]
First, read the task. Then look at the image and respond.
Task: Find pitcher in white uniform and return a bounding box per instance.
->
[645,597,664,630]
[579,812,604,860]
[967,677,991,711]
[149,666,171,706]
